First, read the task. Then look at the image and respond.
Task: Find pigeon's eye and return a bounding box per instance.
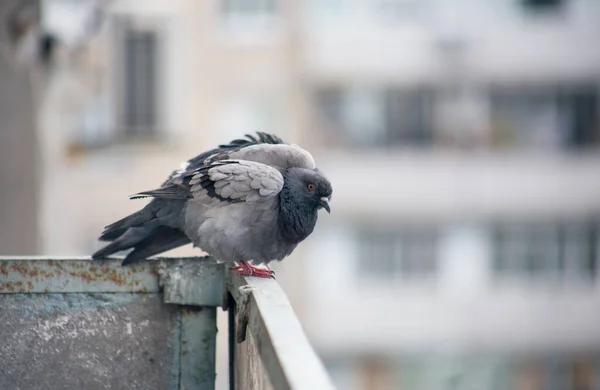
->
[307,183,316,191]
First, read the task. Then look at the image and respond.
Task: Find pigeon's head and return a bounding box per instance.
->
[283,168,332,214]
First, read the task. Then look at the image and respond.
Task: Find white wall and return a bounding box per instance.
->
[302,222,600,355]
[301,0,600,84]
[313,152,600,221]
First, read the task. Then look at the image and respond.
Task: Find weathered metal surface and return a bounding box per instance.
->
[226,272,336,390]
[0,257,225,389]
[0,257,336,390]
[0,257,161,293]
[0,257,224,306]
[235,327,275,390]
[180,307,217,390]
[0,293,181,390]
[160,260,224,307]
[228,294,236,390]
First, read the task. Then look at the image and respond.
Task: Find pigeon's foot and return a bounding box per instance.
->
[231,261,275,279]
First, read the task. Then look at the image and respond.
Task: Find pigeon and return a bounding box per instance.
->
[92,132,333,278]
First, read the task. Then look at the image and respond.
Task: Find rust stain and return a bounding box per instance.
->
[0,280,36,293]
[149,265,160,277]
[39,270,55,278]
[7,263,44,279]
[58,265,141,289]
[0,260,151,292]
[0,282,15,292]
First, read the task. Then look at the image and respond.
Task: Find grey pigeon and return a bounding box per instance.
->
[92,133,332,277]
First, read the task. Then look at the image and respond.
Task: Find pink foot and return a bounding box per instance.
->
[231,261,275,279]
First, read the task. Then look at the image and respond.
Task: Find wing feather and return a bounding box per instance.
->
[190,160,284,203]
[126,133,300,204]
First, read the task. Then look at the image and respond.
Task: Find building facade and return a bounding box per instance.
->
[37,1,600,389]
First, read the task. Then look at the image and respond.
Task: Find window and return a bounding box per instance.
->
[489,87,599,150]
[121,22,159,136]
[342,88,387,146]
[317,85,599,151]
[521,0,564,12]
[562,89,600,148]
[490,91,568,150]
[397,356,513,390]
[316,87,434,148]
[397,355,600,390]
[522,357,600,390]
[563,223,598,280]
[386,89,434,146]
[357,227,438,279]
[67,16,163,149]
[492,221,598,282]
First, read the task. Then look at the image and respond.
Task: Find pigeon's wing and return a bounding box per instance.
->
[164,132,285,184]
[129,184,192,200]
[129,160,284,204]
[228,143,316,171]
[189,160,284,203]
[159,134,311,188]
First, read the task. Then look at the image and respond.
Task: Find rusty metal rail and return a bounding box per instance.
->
[225,272,336,390]
[0,256,162,294]
[0,257,334,390]
[0,256,223,306]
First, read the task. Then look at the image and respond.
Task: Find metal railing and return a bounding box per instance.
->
[0,257,335,390]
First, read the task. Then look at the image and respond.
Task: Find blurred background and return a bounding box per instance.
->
[1,0,600,389]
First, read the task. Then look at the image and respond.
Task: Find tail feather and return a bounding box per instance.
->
[92,227,156,259]
[93,226,192,265]
[121,227,191,265]
[98,227,128,242]
[101,199,184,238]
[92,199,187,263]
[103,209,152,233]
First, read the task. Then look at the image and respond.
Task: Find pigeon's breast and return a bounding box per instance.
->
[185,199,294,263]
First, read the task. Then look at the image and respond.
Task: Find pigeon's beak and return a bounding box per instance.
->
[319,197,331,214]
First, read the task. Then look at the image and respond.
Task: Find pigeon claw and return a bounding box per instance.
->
[231,261,275,279]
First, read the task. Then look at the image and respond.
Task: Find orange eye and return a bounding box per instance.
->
[308,183,316,191]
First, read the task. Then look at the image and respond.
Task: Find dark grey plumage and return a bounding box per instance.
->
[92,133,332,266]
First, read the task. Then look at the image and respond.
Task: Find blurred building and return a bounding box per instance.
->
[0,0,41,255]
[32,0,600,390]
[299,1,600,389]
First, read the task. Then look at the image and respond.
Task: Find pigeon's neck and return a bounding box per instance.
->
[278,184,318,244]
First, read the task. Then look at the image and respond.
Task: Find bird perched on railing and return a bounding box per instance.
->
[92,133,332,278]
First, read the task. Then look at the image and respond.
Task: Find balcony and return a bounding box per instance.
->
[0,257,335,390]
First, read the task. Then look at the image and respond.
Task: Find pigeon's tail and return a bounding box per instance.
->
[92,226,154,259]
[92,200,189,265]
[92,226,191,265]
[98,227,128,242]
[121,226,191,265]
